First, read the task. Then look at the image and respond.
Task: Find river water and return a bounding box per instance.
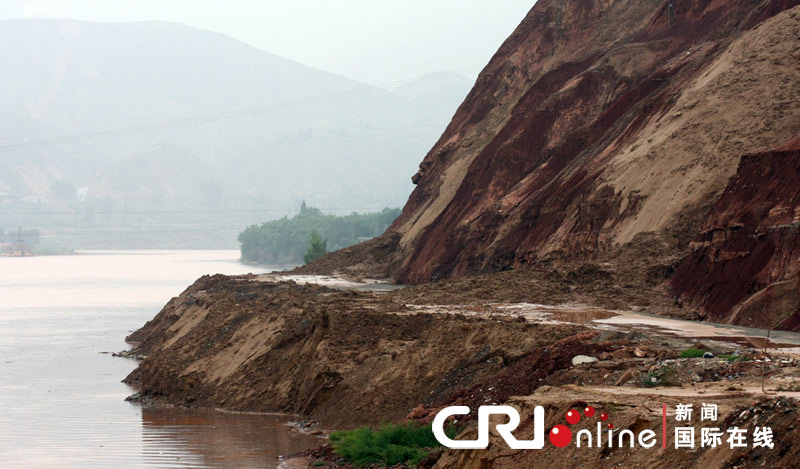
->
[0,250,322,468]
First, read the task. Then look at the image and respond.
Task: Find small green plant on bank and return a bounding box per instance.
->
[679,348,706,358]
[329,422,456,467]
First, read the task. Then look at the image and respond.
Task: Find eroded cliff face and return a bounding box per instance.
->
[388,0,800,286]
[671,136,800,329]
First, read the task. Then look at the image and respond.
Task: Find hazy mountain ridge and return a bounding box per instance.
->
[0,18,473,240]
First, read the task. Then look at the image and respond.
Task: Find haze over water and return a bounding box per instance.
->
[0,250,321,468]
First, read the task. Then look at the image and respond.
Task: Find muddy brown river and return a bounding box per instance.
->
[0,251,321,468]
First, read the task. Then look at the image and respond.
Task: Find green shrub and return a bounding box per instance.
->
[679,348,706,358]
[718,353,749,363]
[329,422,454,467]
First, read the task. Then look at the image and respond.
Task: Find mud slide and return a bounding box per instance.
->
[124,274,583,429]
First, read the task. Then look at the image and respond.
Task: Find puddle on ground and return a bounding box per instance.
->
[258,274,407,292]
[494,303,617,323]
[594,311,800,353]
[414,301,800,354]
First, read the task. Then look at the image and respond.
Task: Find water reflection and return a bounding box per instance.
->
[0,250,317,468]
[141,408,321,468]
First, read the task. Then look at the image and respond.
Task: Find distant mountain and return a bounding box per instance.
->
[91,143,217,204]
[0,19,472,243]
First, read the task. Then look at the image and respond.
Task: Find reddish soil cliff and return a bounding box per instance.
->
[672,135,800,329]
[391,0,800,285]
[318,0,800,331]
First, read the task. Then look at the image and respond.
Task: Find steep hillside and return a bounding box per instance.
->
[390,0,800,284]
[311,1,800,331]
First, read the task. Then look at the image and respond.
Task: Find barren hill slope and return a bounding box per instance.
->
[326,1,800,328]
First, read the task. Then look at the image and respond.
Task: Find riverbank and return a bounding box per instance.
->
[0,250,325,468]
[125,268,800,467]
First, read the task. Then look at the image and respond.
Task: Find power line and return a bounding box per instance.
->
[48,228,243,236]
[0,207,392,216]
[0,65,482,153]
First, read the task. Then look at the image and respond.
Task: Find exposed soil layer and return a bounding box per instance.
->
[124,274,581,429]
[303,2,800,331]
[672,135,800,331]
[391,1,800,286]
[126,270,800,468]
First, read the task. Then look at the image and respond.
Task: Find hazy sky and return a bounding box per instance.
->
[0,0,536,85]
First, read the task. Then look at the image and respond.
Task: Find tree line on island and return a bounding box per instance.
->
[238,202,401,265]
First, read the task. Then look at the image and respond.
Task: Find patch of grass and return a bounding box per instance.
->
[329,422,455,467]
[640,366,680,387]
[680,348,706,358]
[718,353,740,362]
[312,461,325,467]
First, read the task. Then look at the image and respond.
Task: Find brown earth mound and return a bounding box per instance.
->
[124,274,581,428]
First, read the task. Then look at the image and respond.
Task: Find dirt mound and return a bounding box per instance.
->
[124,274,581,428]
[404,333,622,423]
[289,232,402,280]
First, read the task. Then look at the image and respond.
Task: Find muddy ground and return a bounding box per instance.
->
[125,274,583,428]
[124,263,800,468]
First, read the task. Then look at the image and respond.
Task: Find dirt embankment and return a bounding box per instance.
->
[126,272,800,468]
[124,274,581,429]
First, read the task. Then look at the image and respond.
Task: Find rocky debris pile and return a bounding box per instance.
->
[720,398,800,467]
[406,332,623,423]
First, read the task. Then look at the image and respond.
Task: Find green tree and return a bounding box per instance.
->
[303,230,327,264]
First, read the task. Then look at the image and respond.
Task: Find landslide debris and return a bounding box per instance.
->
[303,1,800,332]
[124,274,581,428]
[433,390,800,469]
[672,135,800,330]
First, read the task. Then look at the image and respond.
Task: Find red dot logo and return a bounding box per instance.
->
[565,409,580,425]
[549,425,572,448]
[600,412,609,421]
[584,406,595,418]
[607,423,614,429]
